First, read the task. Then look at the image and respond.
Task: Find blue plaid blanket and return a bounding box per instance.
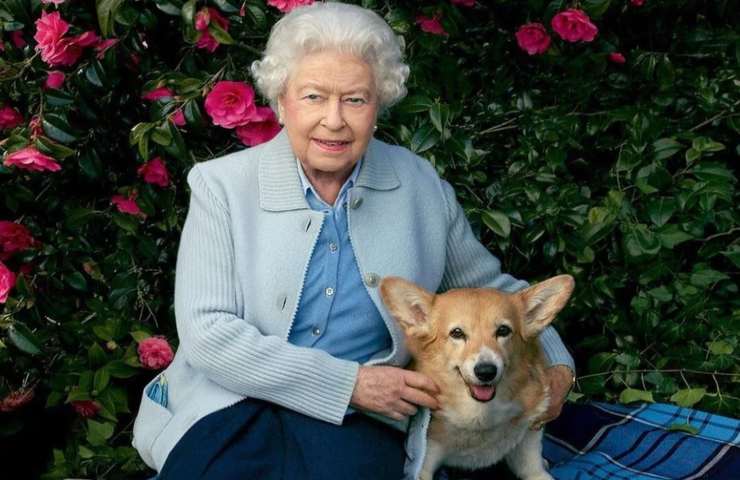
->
[543,402,740,479]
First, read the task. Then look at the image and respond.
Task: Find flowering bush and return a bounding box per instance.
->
[1,0,738,477]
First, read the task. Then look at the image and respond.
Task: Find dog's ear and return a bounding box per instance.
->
[518,275,575,338]
[379,277,434,339]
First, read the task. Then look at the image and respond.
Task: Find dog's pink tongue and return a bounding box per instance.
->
[471,385,496,402]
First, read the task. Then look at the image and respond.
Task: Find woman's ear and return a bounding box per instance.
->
[379,277,434,339]
[276,97,285,125]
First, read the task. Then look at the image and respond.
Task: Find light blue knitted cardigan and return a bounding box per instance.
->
[132,130,574,479]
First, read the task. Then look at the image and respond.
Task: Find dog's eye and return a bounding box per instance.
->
[495,325,512,337]
[449,327,466,340]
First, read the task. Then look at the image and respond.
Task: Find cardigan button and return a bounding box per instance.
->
[364,272,379,288]
[350,196,363,209]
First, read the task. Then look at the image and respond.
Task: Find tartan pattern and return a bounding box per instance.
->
[543,402,740,479]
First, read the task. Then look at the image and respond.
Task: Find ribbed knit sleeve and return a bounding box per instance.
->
[174,165,359,425]
[438,180,576,373]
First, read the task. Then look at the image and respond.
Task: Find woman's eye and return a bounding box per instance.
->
[496,325,512,337]
[449,327,466,340]
[304,94,322,101]
[345,97,366,105]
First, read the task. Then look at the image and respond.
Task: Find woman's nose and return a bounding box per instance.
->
[322,99,345,130]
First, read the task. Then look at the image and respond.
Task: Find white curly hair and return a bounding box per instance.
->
[250,2,409,111]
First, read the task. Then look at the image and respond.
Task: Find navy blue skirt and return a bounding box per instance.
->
[158,398,407,480]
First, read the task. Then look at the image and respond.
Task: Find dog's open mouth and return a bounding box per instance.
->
[456,368,497,402]
[468,383,496,402]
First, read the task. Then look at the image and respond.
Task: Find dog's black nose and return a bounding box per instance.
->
[474,363,498,382]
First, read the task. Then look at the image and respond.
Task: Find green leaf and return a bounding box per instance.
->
[93,368,111,393]
[96,0,124,37]
[8,323,42,355]
[647,198,676,227]
[619,388,655,404]
[86,419,115,446]
[707,340,734,355]
[155,0,181,15]
[667,423,700,435]
[45,89,75,107]
[208,21,234,45]
[429,102,450,136]
[64,271,88,292]
[131,330,151,343]
[88,342,107,367]
[106,360,139,379]
[42,113,83,145]
[647,286,672,302]
[112,213,140,234]
[671,388,706,407]
[624,224,661,257]
[690,268,730,287]
[481,210,511,238]
[721,247,740,268]
[409,124,439,153]
[181,0,198,42]
[657,225,693,249]
[34,136,76,160]
[396,95,434,114]
[581,0,612,18]
[151,123,173,146]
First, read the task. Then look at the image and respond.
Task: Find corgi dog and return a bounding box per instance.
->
[380,275,575,480]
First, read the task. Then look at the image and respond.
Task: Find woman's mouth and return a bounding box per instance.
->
[313,138,351,152]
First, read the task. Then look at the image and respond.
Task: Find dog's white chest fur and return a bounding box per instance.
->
[419,396,552,480]
[435,397,535,469]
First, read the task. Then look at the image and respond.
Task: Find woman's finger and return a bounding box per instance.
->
[401,386,439,410]
[402,371,440,394]
[395,399,418,417]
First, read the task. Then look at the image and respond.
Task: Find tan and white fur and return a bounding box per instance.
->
[380,275,575,480]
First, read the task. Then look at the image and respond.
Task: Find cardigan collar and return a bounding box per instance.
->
[258,129,400,212]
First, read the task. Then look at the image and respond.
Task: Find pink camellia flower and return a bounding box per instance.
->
[0,388,34,412]
[33,11,68,47]
[195,7,230,53]
[142,86,174,101]
[204,80,258,129]
[267,0,314,13]
[169,109,186,127]
[111,191,144,216]
[609,52,626,64]
[416,15,447,36]
[34,11,99,67]
[0,221,36,261]
[0,106,23,130]
[515,23,551,55]
[551,9,598,43]
[137,157,170,187]
[0,261,16,303]
[45,70,65,89]
[4,147,61,172]
[451,0,475,6]
[95,38,119,59]
[11,30,26,48]
[138,336,174,370]
[235,107,281,146]
[631,0,645,5]
[71,400,101,418]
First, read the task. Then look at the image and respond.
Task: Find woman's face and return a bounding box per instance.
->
[278,50,379,180]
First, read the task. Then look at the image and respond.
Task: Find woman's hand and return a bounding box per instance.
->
[351,366,440,421]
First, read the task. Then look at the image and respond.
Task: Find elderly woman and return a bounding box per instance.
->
[132,3,575,479]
